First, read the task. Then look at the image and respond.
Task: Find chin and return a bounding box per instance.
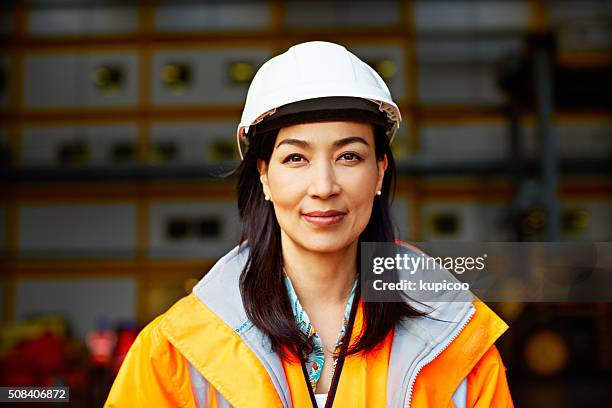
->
[299,237,353,254]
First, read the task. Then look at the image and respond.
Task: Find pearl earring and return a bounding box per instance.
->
[376,190,382,196]
[264,194,270,201]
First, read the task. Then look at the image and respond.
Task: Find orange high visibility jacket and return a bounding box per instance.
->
[105,245,513,407]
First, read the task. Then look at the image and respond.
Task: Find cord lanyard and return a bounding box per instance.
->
[298,283,361,408]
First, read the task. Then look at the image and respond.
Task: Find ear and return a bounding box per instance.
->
[376,154,388,192]
[257,159,271,198]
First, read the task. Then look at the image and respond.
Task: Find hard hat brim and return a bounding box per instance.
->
[248,97,391,136]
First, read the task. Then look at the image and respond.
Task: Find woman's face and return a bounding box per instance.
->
[258,121,387,254]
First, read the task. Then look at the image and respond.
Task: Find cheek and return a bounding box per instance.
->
[340,165,379,195]
[345,167,378,212]
[266,166,304,206]
[349,189,375,221]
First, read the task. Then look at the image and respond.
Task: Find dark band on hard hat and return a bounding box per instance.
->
[249,96,391,137]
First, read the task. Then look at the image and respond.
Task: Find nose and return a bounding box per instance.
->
[307,158,341,199]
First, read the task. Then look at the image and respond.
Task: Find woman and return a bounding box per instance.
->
[105,41,513,407]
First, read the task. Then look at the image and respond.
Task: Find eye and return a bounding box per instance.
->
[282,153,306,164]
[338,152,363,162]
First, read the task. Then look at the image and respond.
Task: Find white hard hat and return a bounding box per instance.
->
[236,41,401,159]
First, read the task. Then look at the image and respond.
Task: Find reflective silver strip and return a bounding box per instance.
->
[451,378,467,408]
[188,362,209,408]
[188,361,235,408]
[386,301,475,407]
[214,390,234,408]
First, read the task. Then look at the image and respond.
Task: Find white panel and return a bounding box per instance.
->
[0,56,9,108]
[418,63,503,105]
[557,123,612,159]
[152,48,270,106]
[348,43,406,102]
[28,3,138,35]
[548,0,612,51]
[417,37,523,63]
[560,201,612,241]
[19,204,136,258]
[20,124,138,166]
[548,0,612,21]
[557,21,612,51]
[24,52,139,108]
[390,196,410,240]
[415,0,530,32]
[521,122,612,160]
[150,122,238,164]
[15,278,136,338]
[155,2,270,32]
[285,0,400,28]
[421,202,511,241]
[418,124,509,162]
[149,201,240,259]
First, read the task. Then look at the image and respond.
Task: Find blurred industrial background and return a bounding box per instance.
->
[0,0,610,406]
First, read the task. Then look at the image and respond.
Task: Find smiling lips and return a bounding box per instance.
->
[302,210,346,226]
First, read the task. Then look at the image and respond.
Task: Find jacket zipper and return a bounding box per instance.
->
[403,303,476,407]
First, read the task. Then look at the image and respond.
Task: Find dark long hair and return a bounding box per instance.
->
[234,122,426,362]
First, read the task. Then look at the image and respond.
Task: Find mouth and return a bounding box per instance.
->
[302,210,346,227]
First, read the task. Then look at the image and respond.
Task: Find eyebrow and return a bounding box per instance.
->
[276,136,370,149]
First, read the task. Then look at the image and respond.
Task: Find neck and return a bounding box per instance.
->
[280,232,357,308]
